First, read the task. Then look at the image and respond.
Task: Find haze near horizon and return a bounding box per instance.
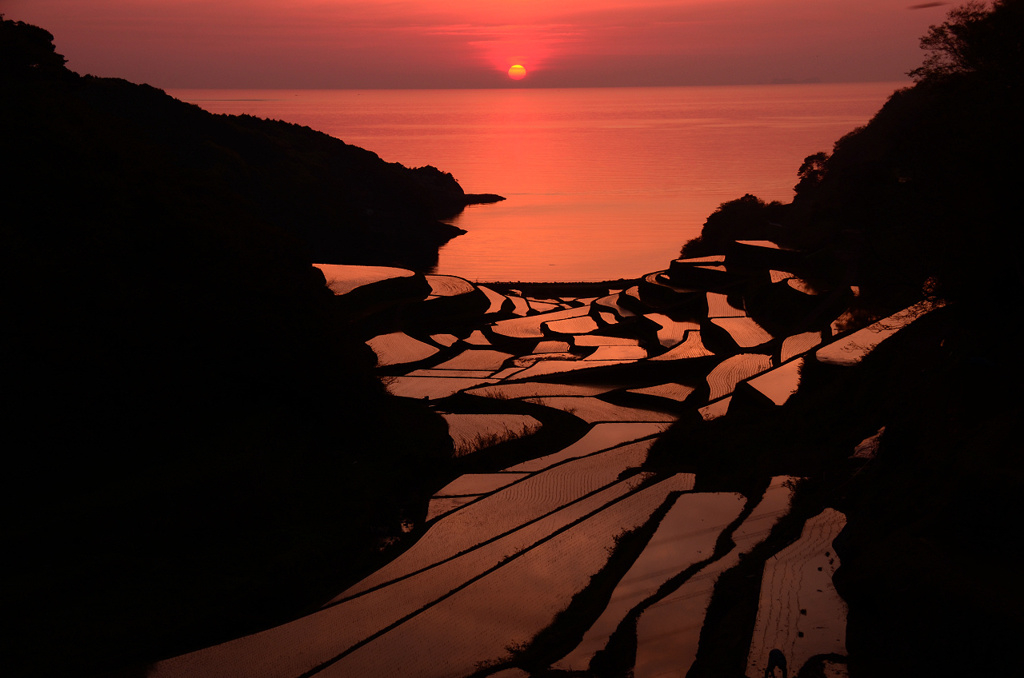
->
[4,0,951,89]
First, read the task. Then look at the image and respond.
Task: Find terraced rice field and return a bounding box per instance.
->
[699,396,733,421]
[649,332,714,362]
[554,492,747,671]
[520,397,677,424]
[706,353,773,400]
[646,313,700,348]
[711,316,775,348]
[426,274,478,298]
[745,508,849,677]
[154,257,944,677]
[314,264,415,295]
[781,331,823,362]
[706,292,746,318]
[628,382,697,403]
[633,476,797,677]
[366,332,439,367]
[441,413,543,456]
[746,357,806,406]
[816,299,944,366]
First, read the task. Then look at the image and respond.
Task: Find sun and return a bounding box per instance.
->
[508,64,527,81]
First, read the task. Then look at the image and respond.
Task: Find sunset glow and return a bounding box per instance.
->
[508,65,527,81]
[3,0,949,88]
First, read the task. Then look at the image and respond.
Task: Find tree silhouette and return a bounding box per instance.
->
[680,194,786,257]
[0,15,68,76]
[908,0,1024,82]
[794,151,829,196]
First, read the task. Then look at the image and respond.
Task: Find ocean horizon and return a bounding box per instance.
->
[172,82,905,282]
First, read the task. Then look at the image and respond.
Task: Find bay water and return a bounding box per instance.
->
[171,83,902,282]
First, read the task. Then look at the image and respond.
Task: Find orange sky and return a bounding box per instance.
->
[3,0,952,88]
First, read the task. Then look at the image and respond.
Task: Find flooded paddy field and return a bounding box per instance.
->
[153,242,949,678]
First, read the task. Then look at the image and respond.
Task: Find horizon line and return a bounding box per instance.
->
[163,78,911,92]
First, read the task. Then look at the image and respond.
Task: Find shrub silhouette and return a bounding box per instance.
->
[793,152,828,196]
[680,194,786,258]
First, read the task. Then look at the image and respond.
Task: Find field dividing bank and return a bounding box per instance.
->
[154,250,950,676]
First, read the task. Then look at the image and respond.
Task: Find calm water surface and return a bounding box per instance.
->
[171,84,903,282]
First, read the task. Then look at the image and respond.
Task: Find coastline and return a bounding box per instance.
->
[478,278,642,295]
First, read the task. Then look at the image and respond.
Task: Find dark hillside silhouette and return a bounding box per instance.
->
[1,16,468,676]
[780,0,1022,312]
[667,3,1024,674]
[684,0,1023,315]
[2,21,502,272]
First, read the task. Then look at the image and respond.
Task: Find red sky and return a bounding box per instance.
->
[3,0,952,88]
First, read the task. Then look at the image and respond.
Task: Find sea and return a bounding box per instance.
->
[169,83,904,282]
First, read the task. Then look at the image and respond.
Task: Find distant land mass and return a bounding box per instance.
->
[2,17,502,273]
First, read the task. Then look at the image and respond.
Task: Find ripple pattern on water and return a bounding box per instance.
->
[710,316,775,348]
[745,508,848,678]
[522,396,678,424]
[366,332,438,367]
[706,353,773,400]
[320,475,696,678]
[649,332,714,361]
[633,476,796,678]
[780,331,823,363]
[554,492,747,672]
[746,357,805,407]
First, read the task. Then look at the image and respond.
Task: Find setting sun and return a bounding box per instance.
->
[508,64,527,80]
